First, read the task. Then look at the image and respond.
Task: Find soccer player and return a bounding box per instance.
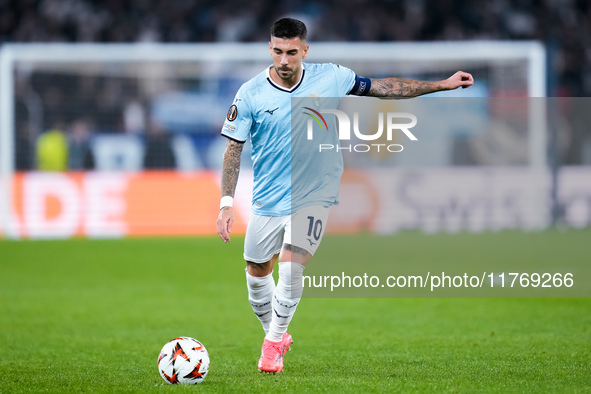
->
[216,18,473,374]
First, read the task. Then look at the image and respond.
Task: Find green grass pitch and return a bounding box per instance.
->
[1,231,589,393]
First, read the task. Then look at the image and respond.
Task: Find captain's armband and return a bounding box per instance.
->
[349,75,372,96]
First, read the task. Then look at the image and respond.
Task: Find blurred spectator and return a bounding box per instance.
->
[15,121,34,171]
[124,99,146,134]
[14,84,34,170]
[67,118,95,170]
[143,120,176,169]
[36,127,68,171]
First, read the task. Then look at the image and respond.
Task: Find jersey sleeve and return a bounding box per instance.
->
[220,86,253,143]
[331,63,371,96]
[331,63,357,97]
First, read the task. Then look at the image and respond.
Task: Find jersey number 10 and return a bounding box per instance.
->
[306,216,323,241]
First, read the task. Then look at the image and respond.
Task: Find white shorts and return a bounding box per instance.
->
[243,206,330,263]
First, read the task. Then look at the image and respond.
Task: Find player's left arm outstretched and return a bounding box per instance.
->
[368,71,473,98]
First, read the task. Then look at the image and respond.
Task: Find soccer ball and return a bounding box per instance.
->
[157,337,210,384]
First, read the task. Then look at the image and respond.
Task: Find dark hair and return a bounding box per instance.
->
[271,18,307,41]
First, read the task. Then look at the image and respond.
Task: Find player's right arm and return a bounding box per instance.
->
[217,84,253,242]
[217,139,244,243]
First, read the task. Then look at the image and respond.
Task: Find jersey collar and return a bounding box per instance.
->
[266,63,305,93]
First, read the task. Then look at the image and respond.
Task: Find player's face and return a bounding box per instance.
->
[269,36,309,85]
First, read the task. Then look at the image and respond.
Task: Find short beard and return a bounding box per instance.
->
[275,65,298,81]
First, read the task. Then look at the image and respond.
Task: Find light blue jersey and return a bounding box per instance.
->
[221,62,365,216]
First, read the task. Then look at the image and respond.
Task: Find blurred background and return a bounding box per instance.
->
[2,5,589,391]
[1,0,590,238]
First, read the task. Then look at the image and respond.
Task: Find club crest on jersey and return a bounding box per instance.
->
[227,105,238,121]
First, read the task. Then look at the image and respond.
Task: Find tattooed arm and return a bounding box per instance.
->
[221,139,244,198]
[217,139,244,243]
[368,71,474,98]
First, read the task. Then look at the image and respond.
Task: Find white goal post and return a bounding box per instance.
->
[0,41,546,237]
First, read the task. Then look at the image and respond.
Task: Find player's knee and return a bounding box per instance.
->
[246,260,274,277]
